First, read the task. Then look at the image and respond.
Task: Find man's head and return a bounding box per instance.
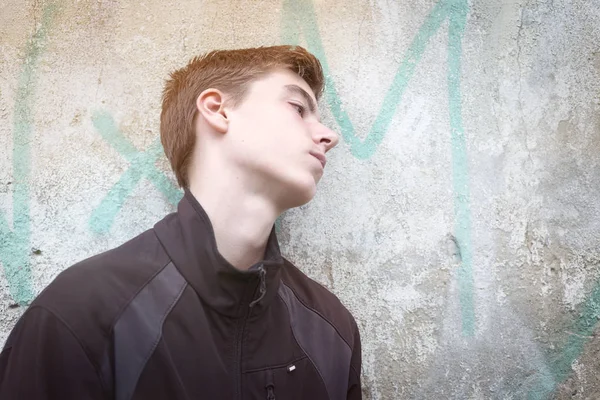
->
[160,45,339,209]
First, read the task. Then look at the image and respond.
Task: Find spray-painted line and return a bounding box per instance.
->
[0,3,58,305]
[552,283,600,380]
[446,0,474,337]
[527,282,600,398]
[89,111,181,235]
[281,0,475,336]
[2,3,595,396]
[283,0,600,394]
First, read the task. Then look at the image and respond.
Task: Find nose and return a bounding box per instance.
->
[313,122,339,152]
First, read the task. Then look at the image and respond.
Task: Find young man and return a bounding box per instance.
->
[0,45,362,399]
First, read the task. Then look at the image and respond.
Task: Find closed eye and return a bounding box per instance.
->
[290,102,305,117]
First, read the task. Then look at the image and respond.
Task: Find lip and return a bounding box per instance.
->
[310,151,327,169]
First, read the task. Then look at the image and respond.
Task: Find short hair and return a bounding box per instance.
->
[160,45,325,188]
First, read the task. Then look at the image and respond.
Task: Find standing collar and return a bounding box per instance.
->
[153,189,284,318]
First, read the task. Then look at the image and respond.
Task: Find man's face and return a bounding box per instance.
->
[224,69,339,208]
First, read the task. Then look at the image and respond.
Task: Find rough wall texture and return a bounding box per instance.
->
[1,0,600,398]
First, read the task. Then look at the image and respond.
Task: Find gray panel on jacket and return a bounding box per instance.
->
[278,283,352,400]
[113,262,187,400]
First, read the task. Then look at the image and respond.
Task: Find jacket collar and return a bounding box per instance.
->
[153,189,284,318]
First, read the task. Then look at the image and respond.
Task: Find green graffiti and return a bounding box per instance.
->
[281,0,475,336]
[554,283,600,378]
[89,111,182,235]
[283,1,600,396]
[1,2,597,397]
[446,0,474,338]
[527,282,600,398]
[0,3,58,305]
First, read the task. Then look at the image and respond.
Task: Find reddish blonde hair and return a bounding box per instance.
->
[160,45,325,188]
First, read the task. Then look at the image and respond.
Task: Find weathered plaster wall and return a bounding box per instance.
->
[1,0,600,398]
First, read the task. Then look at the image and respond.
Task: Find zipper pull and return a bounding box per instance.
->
[266,384,276,400]
[249,265,267,308]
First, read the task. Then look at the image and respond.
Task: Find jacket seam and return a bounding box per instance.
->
[49,259,173,396]
[127,279,188,396]
[280,281,353,352]
[21,305,109,396]
[152,229,235,317]
[276,293,329,397]
[243,355,308,374]
[107,259,174,340]
[350,364,360,380]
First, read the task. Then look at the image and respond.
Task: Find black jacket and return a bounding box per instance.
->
[0,190,362,399]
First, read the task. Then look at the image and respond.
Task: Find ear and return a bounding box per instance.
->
[196,89,229,134]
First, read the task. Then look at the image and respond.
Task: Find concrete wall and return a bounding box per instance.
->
[1,0,599,398]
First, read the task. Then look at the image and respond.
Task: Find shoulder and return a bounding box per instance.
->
[279,258,359,348]
[28,228,172,354]
[35,228,170,308]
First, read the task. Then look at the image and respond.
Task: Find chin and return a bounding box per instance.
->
[280,176,318,209]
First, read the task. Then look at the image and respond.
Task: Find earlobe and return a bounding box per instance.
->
[196,89,229,134]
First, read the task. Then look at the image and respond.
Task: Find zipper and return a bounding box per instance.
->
[265,369,276,400]
[234,264,267,399]
[233,305,251,400]
[249,265,267,308]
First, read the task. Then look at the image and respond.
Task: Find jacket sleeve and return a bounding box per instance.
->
[347,319,362,399]
[0,306,106,399]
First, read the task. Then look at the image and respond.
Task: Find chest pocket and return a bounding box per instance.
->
[243,356,331,400]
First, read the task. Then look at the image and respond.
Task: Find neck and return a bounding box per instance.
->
[188,170,280,271]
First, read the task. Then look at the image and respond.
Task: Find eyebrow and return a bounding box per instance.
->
[284,84,317,115]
